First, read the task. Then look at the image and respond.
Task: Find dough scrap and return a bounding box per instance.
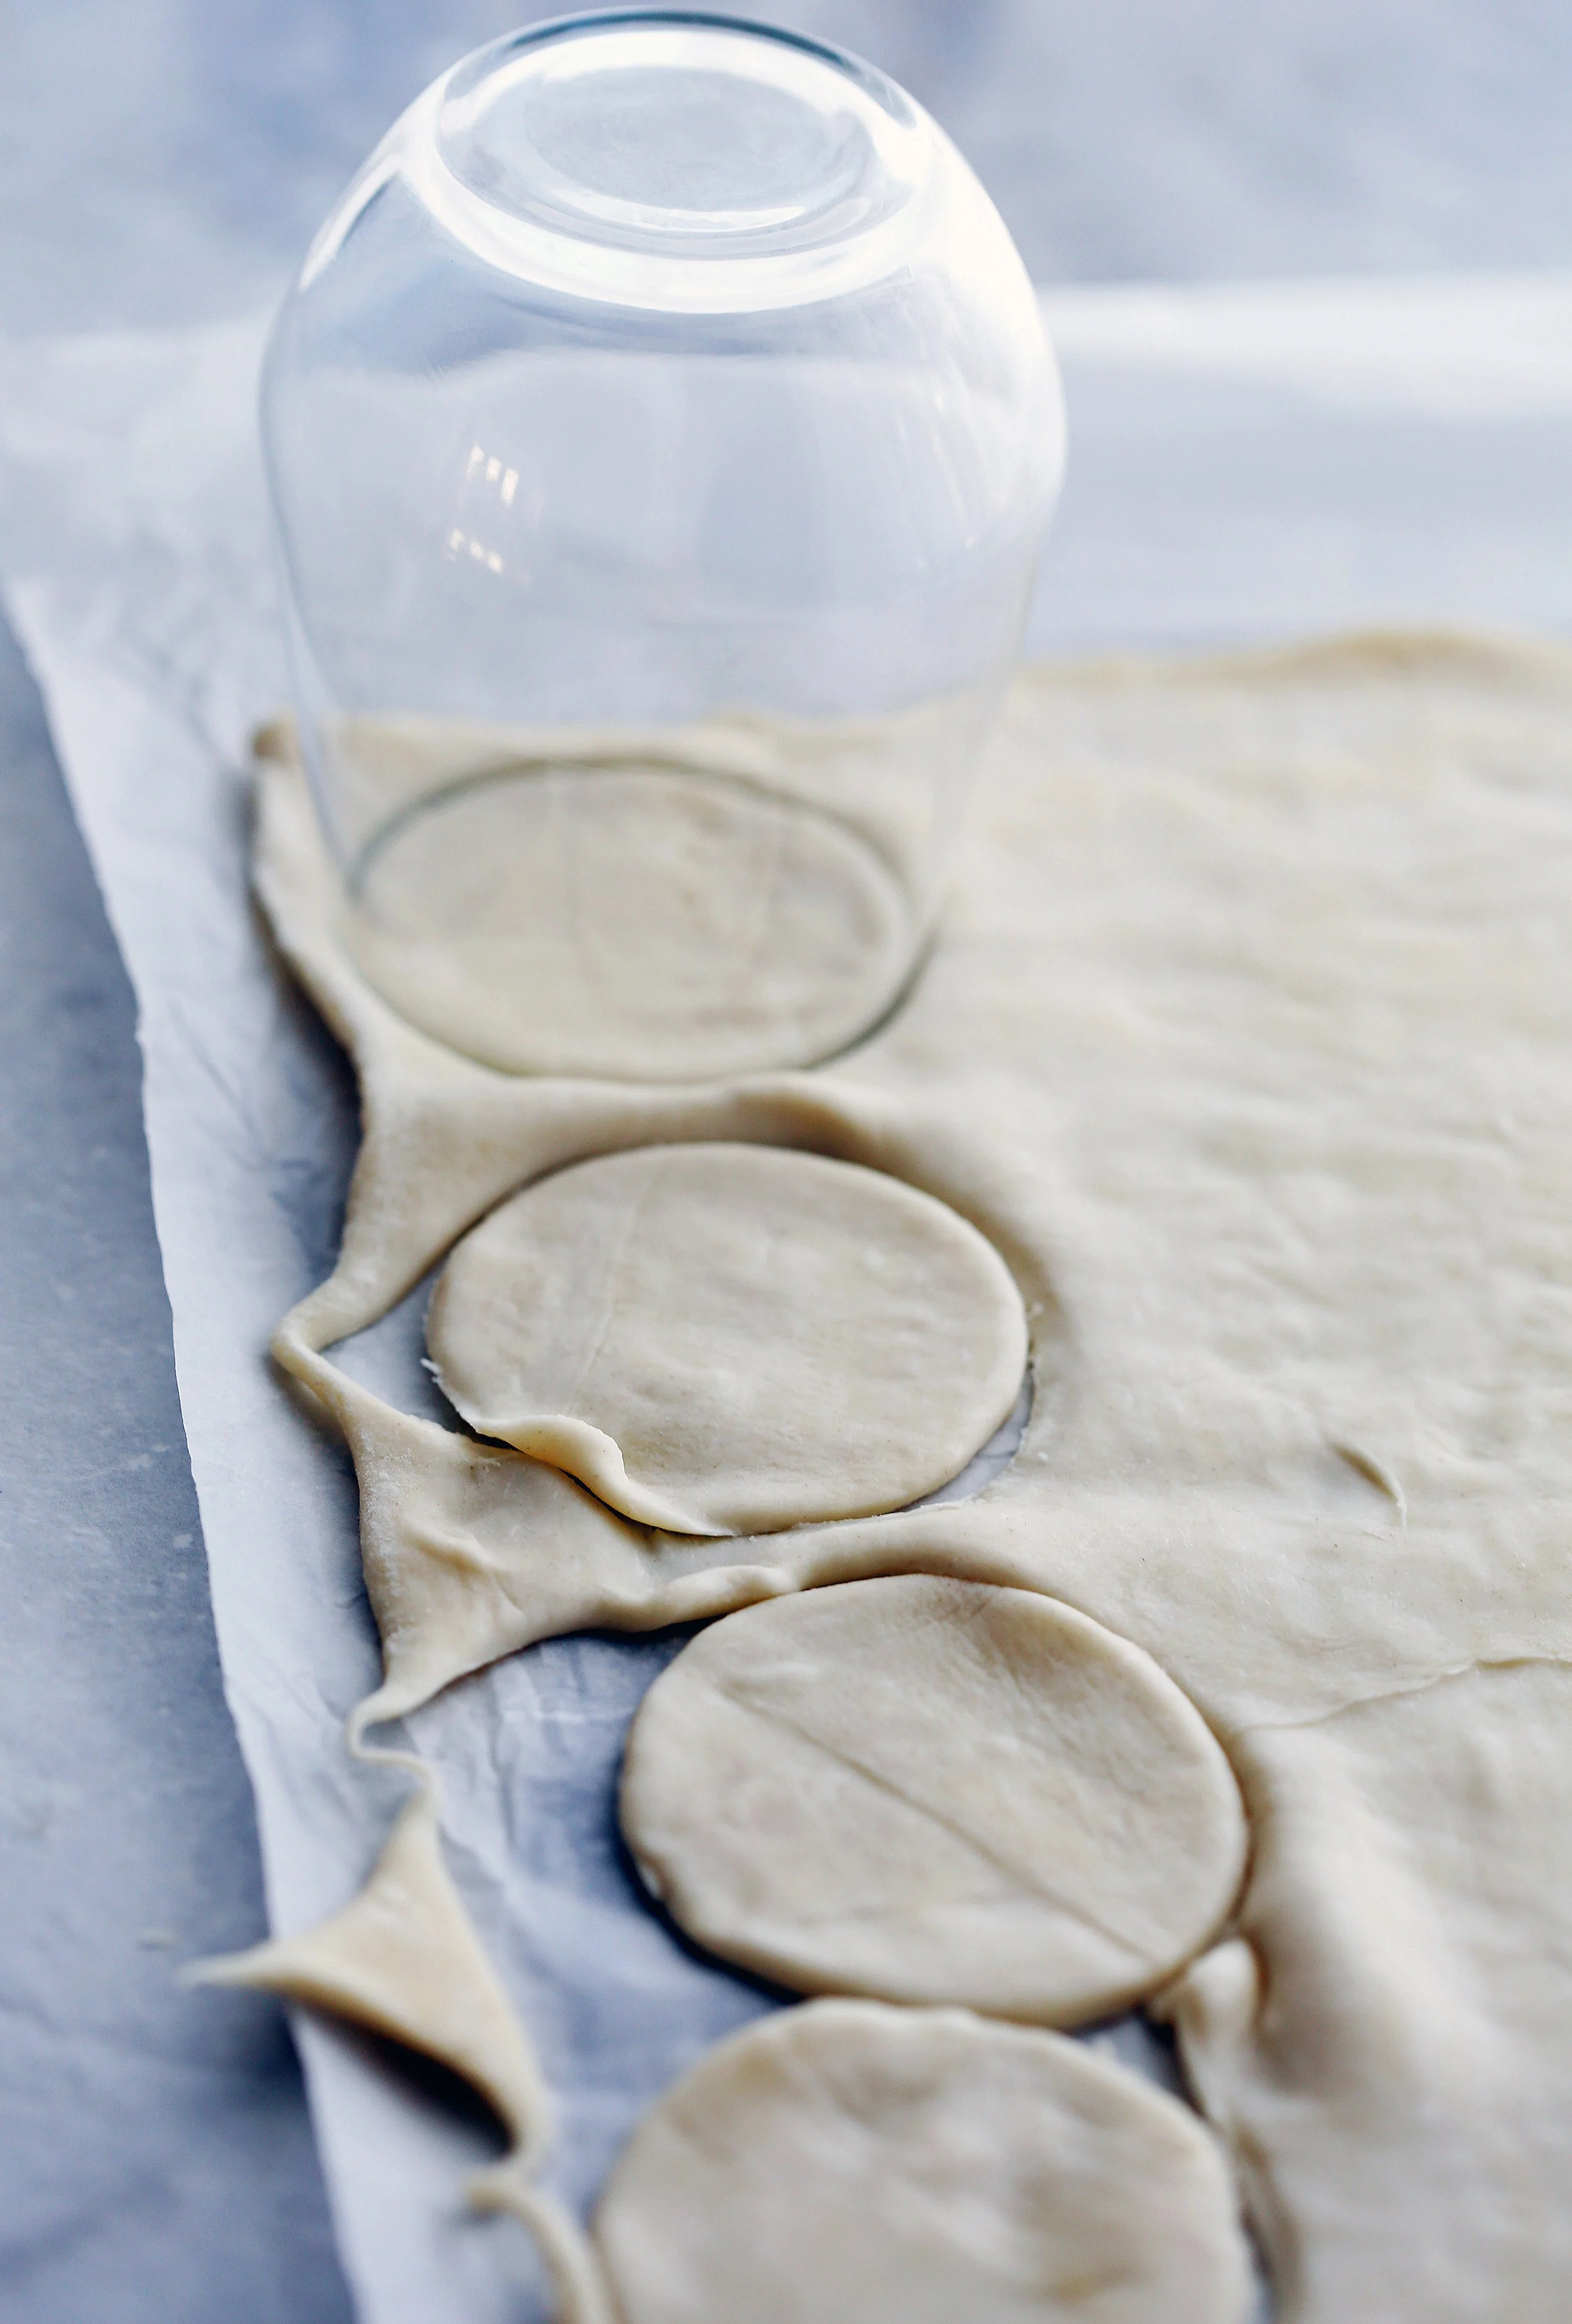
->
[426,1142,1029,1536]
[621,1575,1248,2022]
[195,1785,616,2323]
[594,1996,1256,2324]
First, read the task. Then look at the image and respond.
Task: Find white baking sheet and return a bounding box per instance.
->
[4,273,1571,2321]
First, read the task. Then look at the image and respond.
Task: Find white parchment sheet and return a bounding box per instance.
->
[3,278,1571,2321]
[0,316,783,2324]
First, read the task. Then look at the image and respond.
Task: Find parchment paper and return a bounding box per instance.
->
[3,275,1571,2321]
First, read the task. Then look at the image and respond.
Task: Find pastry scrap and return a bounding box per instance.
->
[621,1575,1248,2021]
[194,1782,615,2323]
[594,1997,1256,2324]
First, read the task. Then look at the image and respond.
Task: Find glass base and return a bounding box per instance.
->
[341,760,916,1082]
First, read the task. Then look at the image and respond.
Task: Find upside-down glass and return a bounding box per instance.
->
[262,9,1065,1082]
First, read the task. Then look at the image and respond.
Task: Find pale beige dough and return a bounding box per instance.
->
[1161,1656,1572,2324]
[319,695,970,1082]
[346,763,912,1082]
[425,1142,1028,1536]
[196,1784,617,2324]
[243,639,1572,2322]
[594,1997,1256,2324]
[620,1575,1248,2022]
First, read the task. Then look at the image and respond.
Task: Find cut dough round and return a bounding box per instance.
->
[621,1575,1248,2021]
[426,1143,1027,1536]
[594,1997,1256,2324]
[345,763,914,1081]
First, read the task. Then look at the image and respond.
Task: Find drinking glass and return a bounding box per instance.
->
[262,8,1065,1082]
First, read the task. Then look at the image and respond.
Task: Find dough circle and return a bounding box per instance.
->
[621,1575,1248,2020]
[594,1997,1255,2324]
[426,1143,1029,1536]
[345,762,913,1081]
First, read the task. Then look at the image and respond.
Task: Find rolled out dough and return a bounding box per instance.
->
[426,1142,1029,1536]
[1160,1656,1572,2322]
[239,637,1572,2322]
[620,1575,1248,2022]
[593,1996,1256,2324]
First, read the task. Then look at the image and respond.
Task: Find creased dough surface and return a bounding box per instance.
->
[246,637,1572,2321]
[593,1997,1255,2324]
[621,1575,1248,2021]
[1161,1656,1572,2323]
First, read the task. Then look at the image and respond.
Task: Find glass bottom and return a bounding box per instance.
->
[340,759,916,1081]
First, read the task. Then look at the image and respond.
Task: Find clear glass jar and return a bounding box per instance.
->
[262,9,1065,1082]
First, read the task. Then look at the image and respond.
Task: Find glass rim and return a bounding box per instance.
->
[299,6,945,316]
[448,6,908,122]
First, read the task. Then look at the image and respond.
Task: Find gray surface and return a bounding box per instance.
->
[0,603,351,2323]
[5,0,1572,335]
